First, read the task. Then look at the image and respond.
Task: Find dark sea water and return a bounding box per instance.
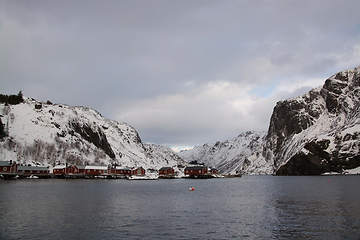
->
[0,175,359,239]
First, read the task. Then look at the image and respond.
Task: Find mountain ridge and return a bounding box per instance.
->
[2,65,359,175]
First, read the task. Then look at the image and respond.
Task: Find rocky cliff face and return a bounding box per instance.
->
[0,97,185,171]
[264,66,360,175]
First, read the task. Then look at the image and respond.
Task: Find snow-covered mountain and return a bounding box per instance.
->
[178,131,266,174]
[180,65,360,175]
[0,97,185,172]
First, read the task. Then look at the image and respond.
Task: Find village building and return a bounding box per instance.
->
[113,166,132,176]
[131,166,145,176]
[0,160,17,175]
[53,165,109,177]
[158,167,175,177]
[84,165,109,176]
[184,166,208,178]
[17,165,50,177]
[75,166,86,175]
[53,165,67,176]
[62,165,80,175]
[209,167,219,174]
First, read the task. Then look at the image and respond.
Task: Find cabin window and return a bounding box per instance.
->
[199,170,201,173]
[3,167,7,171]
[87,169,90,173]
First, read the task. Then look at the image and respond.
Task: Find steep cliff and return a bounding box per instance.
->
[271,66,360,175]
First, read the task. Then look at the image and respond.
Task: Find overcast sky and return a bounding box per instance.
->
[1,0,359,151]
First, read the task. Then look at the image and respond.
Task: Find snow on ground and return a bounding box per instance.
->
[344,166,360,175]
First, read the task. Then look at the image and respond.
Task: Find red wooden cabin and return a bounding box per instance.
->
[131,167,145,176]
[64,165,81,175]
[184,166,208,176]
[159,167,175,176]
[76,166,86,175]
[113,166,132,175]
[84,166,109,175]
[0,160,17,174]
[17,165,49,176]
[53,165,66,175]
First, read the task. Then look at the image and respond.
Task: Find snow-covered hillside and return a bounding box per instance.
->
[178,131,266,174]
[0,97,185,172]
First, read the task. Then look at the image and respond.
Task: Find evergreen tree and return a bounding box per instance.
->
[0,91,24,105]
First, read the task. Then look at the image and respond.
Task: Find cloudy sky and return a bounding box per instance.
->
[1,0,359,151]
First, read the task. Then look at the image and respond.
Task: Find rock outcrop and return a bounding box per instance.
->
[269,65,360,175]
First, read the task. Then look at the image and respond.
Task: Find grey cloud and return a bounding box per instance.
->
[1,0,359,147]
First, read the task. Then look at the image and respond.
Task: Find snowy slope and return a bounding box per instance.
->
[178,131,266,174]
[0,97,185,171]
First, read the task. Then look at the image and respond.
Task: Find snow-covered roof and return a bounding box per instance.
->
[115,166,132,170]
[84,165,108,170]
[185,166,207,170]
[131,166,144,170]
[53,165,66,169]
[18,166,49,171]
[0,160,14,166]
[159,167,172,171]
